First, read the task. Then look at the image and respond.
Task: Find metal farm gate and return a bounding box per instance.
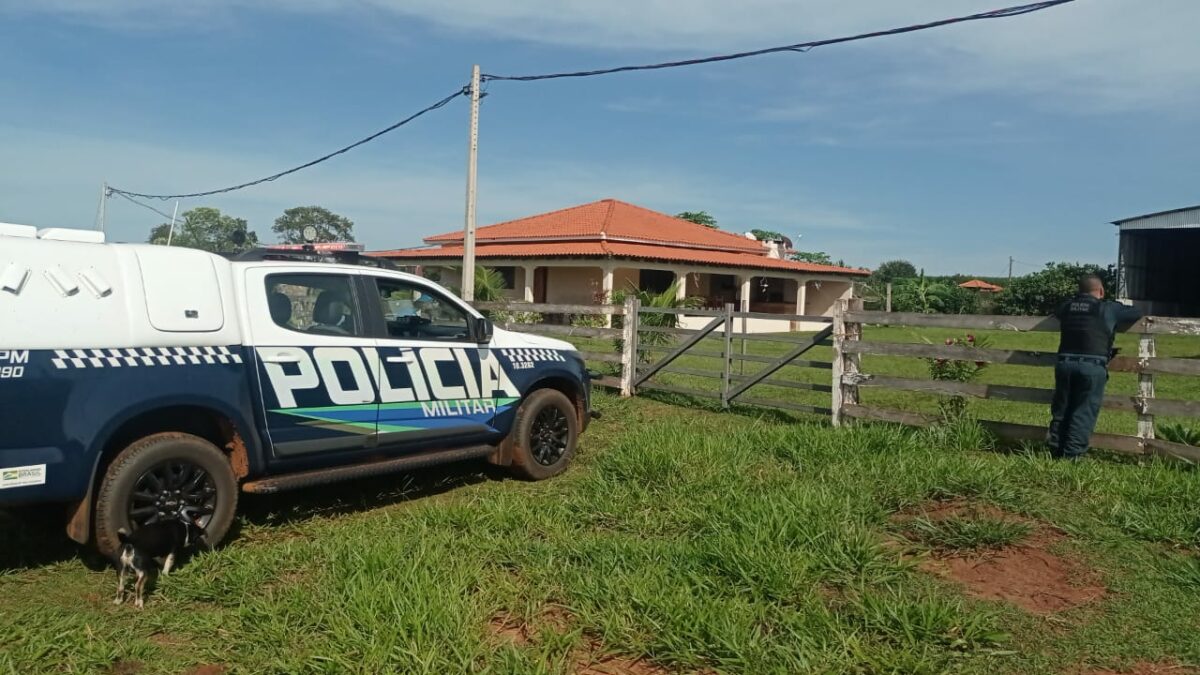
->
[630,303,835,416]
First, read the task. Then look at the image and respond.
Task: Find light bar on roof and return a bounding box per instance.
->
[268,242,365,252]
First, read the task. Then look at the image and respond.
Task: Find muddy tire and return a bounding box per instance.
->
[508,389,579,481]
[94,432,237,559]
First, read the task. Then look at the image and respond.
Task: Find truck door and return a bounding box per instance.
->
[245,269,378,458]
[363,275,506,450]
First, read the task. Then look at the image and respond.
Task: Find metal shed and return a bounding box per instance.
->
[1114,205,1200,317]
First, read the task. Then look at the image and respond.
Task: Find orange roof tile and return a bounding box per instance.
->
[958,279,1004,291]
[424,198,766,253]
[373,241,869,277]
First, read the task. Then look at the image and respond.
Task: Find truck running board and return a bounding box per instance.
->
[240,445,496,494]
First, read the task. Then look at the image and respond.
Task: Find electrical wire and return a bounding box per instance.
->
[109,189,180,222]
[108,86,469,200]
[481,0,1076,82]
[103,0,1077,201]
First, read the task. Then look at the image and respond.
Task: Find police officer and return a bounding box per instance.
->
[1048,275,1142,460]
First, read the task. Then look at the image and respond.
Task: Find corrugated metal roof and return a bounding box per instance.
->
[1112,205,1200,230]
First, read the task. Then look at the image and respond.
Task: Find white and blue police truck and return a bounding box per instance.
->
[0,225,593,557]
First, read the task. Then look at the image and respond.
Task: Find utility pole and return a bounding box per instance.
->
[461,64,482,302]
[1008,256,1014,283]
[166,201,180,246]
[96,181,108,232]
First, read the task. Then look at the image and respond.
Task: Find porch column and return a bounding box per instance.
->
[602,265,615,328]
[522,265,535,303]
[738,275,751,313]
[675,270,689,301]
[796,279,807,316]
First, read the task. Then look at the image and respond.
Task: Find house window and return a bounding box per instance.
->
[490,266,517,289]
[639,269,674,294]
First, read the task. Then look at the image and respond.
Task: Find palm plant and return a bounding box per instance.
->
[612,281,702,362]
[894,271,955,314]
[445,266,508,302]
[472,266,508,302]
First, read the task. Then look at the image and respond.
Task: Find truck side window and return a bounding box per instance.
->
[265,274,363,337]
[374,278,471,341]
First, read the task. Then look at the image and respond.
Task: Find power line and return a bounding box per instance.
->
[481,0,1076,82]
[109,189,180,222]
[109,87,468,200]
[100,0,1077,203]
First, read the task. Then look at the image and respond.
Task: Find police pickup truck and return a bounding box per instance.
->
[0,225,592,557]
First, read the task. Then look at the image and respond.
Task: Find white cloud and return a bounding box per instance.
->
[7,0,1199,110]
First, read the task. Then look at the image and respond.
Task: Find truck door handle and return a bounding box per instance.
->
[386,354,416,364]
[262,352,303,364]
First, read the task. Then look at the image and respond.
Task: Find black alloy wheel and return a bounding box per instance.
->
[508,388,580,481]
[127,460,218,528]
[94,432,238,559]
[530,406,570,466]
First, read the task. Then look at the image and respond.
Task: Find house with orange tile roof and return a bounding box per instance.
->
[373,199,868,331]
[958,279,1004,293]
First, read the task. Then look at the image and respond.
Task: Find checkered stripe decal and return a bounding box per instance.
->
[51,346,243,369]
[499,348,567,363]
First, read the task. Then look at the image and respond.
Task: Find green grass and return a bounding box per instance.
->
[2,393,1200,674]
[905,517,1033,552]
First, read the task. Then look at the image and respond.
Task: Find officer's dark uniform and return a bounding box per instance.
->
[1048,294,1142,458]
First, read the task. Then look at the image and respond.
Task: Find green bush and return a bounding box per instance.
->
[994,262,1116,316]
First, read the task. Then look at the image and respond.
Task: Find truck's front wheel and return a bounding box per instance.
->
[94,433,238,559]
[508,389,579,481]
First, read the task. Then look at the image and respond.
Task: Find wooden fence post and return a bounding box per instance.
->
[620,296,640,397]
[832,298,863,426]
[721,302,734,407]
[1138,332,1156,452]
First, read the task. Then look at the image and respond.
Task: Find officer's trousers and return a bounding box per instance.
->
[1048,355,1108,458]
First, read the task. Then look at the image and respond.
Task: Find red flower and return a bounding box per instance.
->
[966,334,976,343]
[944,338,954,345]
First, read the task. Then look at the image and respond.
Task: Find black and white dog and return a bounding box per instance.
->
[113,511,207,609]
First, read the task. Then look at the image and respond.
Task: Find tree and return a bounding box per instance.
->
[750,228,785,241]
[994,262,1117,316]
[272,206,355,244]
[790,251,834,265]
[147,207,258,253]
[676,211,717,228]
[874,259,918,283]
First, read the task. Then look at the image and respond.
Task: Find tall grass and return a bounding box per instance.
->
[2,396,1200,673]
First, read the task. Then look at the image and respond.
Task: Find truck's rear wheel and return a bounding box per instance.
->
[94,433,238,559]
[508,389,579,481]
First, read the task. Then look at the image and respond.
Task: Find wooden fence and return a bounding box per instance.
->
[474,299,1200,463]
[473,299,833,413]
[833,301,1200,462]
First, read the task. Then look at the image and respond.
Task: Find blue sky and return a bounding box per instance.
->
[1,0,1197,275]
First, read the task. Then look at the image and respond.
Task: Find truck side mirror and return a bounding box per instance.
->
[471,316,493,344]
